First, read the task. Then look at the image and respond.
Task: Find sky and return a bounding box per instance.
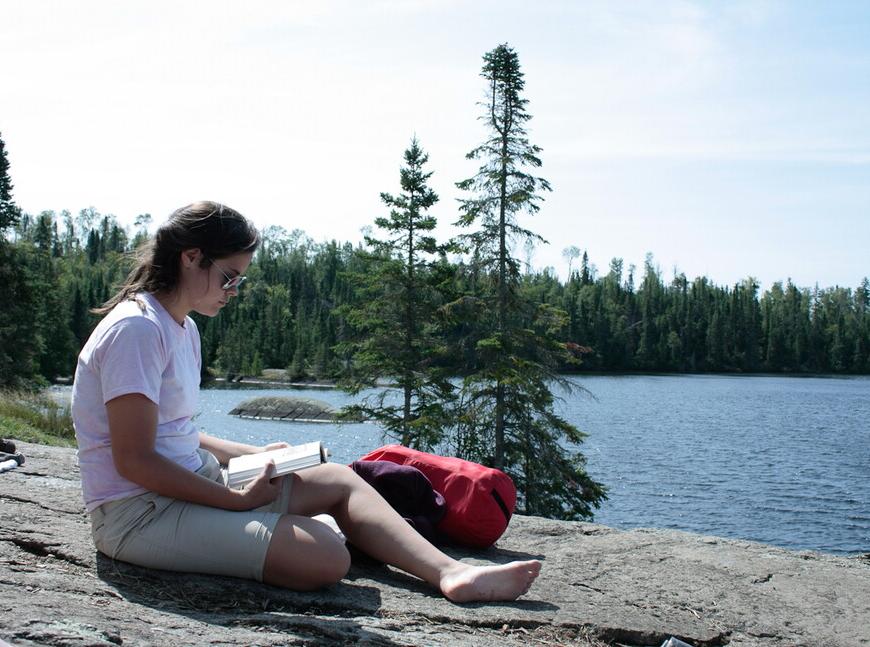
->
[1,0,868,290]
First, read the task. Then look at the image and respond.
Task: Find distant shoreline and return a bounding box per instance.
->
[560,370,870,379]
[194,370,869,391]
[205,377,339,389]
[50,370,869,393]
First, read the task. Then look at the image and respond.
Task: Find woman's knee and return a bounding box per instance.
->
[287,463,370,518]
[322,541,351,584]
[307,463,360,499]
[295,538,350,588]
[263,515,350,590]
[319,462,358,486]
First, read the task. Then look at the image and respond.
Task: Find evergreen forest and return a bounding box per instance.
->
[3,205,867,387]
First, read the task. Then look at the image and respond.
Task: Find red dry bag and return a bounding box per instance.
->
[359,444,516,548]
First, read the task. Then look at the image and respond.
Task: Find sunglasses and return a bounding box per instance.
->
[206,257,247,291]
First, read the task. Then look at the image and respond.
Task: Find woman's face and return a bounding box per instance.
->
[181,249,254,318]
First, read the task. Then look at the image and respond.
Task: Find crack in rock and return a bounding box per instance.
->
[0,492,83,515]
[571,581,606,594]
[5,537,91,569]
[230,614,386,644]
[403,611,729,647]
[8,469,80,482]
[15,620,123,646]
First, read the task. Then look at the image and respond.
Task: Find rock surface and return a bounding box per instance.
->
[1,442,868,647]
[228,396,341,422]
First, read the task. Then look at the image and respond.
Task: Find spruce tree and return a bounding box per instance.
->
[0,133,44,386]
[338,138,455,449]
[451,44,605,519]
[0,132,20,232]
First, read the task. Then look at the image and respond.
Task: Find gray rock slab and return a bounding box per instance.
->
[1,442,868,646]
[228,396,340,423]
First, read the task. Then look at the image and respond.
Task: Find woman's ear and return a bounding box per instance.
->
[180,248,202,269]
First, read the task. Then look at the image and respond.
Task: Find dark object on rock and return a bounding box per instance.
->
[0,439,15,453]
[351,460,446,545]
[0,450,24,474]
[228,396,340,422]
[0,451,24,466]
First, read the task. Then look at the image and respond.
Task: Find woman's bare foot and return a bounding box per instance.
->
[439,560,541,603]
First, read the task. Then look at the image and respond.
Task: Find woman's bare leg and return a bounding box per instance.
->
[261,513,351,590]
[277,463,541,602]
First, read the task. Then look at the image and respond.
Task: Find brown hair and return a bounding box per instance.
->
[94,201,259,314]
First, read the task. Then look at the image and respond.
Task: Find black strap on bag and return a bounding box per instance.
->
[491,488,512,524]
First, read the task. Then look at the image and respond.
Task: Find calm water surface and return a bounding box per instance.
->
[556,375,869,556]
[162,375,869,555]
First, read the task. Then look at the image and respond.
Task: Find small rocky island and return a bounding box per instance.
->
[228,396,341,422]
[1,441,868,646]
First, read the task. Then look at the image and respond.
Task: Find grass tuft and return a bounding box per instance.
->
[0,390,76,447]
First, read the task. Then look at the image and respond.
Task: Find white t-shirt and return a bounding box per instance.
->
[72,292,203,512]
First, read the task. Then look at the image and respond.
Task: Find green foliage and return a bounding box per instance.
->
[0,195,866,392]
[455,45,550,270]
[192,230,355,383]
[0,244,44,387]
[0,132,20,232]
[451,43,605,520]
[337,138,455,450]
[553,258,869,375]
[0,390,75,447]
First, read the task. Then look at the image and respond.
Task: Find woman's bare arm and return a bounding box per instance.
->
[106,393,282,511]
[198,433,264,464]
[199,433,290,464]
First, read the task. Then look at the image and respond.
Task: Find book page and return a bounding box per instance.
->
[227,441,326,487]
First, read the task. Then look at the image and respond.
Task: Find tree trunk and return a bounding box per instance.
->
[402,204,416,447]
[402,381,412,446]
[494,97,510,471]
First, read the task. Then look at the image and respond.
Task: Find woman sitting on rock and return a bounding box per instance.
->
[71,201,540,601]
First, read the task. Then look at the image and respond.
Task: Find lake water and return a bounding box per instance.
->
[554,375,870,556]
[69,374,870,556]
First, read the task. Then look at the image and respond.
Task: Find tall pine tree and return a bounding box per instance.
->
[338,138,455,449]
[0,132,20,232]
[0,133,43,386]
[451,44,605,519]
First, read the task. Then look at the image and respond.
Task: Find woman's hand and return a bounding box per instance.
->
[234,461,285,510]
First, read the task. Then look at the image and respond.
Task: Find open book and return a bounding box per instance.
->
[226,441,328,488]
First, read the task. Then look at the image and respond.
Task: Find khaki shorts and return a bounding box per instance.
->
[90,449,293,582]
